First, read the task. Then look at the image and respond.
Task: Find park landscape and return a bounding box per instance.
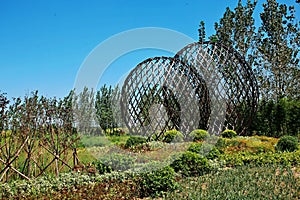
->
[1,0,300,199]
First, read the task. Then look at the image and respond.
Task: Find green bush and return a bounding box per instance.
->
[98,153,136,171]
[221,129,237,138]
[220,150,300,167]
[276,135,299,152]
[189,129,209,141]
[125,136,147,148]
[215,137,228,149]
[187,142,203,153]
[92,161,112,174]
[137,166,177,197]
[130,142,151,152]
[162,130,184,143]
[170,151,211,177]
[188,143,221,160]
[148,141,165,150]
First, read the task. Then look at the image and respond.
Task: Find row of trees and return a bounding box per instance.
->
[199,0,299,136]
[72,85,120,135]
[200,0,299,101]
[0,85,118,181]
[0,84,121,139]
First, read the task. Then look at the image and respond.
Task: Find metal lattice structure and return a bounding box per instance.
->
[120,42,258,137]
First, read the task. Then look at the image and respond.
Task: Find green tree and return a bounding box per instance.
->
[198,20,206,43]
[95,85,117,135]
[254,0,300,100]
[0,92,9,131]
[72,87,95,135]
[214,0,257,61]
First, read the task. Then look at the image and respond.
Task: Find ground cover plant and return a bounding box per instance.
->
[0,133,299,199]
[164,165,300,200]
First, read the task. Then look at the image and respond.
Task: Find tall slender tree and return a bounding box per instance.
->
[72,87,95,135]
[198,20,206,43]
[254,0,300,100]
[0,92,9,131]
[95,85,117,134]
[214,0,257,62]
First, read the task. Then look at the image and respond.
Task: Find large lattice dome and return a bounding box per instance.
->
[119,42,258,138]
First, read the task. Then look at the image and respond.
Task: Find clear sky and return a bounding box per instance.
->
[0,0,298,99]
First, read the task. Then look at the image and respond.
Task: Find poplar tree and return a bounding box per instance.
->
[254,0,300,100]
[214,0,257,62]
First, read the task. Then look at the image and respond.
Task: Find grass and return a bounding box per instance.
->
[163,165,300,200]
[79,135,130,148]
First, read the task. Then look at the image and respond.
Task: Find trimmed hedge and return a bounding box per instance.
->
[220,150,300,167]
[162,130,184,143]
[221,129,237,138]
[189,129,209,141]
[137,166,177,197]
[170,151,211,177]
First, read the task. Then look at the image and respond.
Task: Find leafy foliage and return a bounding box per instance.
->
[162,129,184,143]
[189,129,210,141]
[198,20,206,43]
[98,153,136,171]
[254,0,300,100]
[170,151,211,177]
[221,129,237,138]
[276,135,299,152]
[137,166,177,197]
[124,136,147,148]
[95,85,120,135]
[165,165,299,199]
[220,150,300,167]
[72,87,96,135]
[251,98,300,137]
[188,143,221,160]
[214,0,257,61]
[92,161,113,174]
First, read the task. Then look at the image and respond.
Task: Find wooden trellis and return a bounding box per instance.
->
[120,42,258,138]
[175,41,259,134]
[120,56,210,138]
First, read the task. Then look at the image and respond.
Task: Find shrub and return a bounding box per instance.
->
[162,130,184,143]
[98,153,136,171]
[215,137,228,149]
[92,161,112,174]
[148,141,165,150]
[276,135,299,152]
[220,150,300,167]
[221,129,237,138]
[188,143,221,160]
[189,129,209,141]
[187,142,203,153]
[125,136,147,148]
[170,151,211,177]
[137,166,177,197]
[130,142,151,152]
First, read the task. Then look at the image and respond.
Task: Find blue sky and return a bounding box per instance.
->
[0,0,298,99]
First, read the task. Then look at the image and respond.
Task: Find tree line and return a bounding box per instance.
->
[199,0,299,136]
